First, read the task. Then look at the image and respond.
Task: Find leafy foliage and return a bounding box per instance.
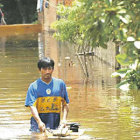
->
[52,0,140,90]
[0,3,3,8]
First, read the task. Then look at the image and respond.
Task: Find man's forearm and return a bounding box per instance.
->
[62,104,69,122]
[30,106,42,123]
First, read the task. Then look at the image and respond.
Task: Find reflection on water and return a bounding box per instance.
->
[0,31,140,140]
[0,33,39,139]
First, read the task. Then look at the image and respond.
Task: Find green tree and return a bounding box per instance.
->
[52,0,140,90]
[0,3,2,7]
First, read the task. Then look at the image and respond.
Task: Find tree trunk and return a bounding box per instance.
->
[115,41,121,70]
[15,0,26,23]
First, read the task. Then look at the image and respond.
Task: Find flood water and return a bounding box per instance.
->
[0,30,140,140]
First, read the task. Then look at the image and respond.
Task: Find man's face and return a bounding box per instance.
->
[40,67,54,80]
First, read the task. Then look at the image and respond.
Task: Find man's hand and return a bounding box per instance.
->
[30,106,46,132]
[59,120,67,129]
[38,121,46,132]
[61,120,67,126]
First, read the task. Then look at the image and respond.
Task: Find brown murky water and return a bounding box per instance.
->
[0,30,140,140]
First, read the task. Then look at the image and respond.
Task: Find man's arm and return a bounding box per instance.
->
[30,106,46,132]
[61,104,69,127]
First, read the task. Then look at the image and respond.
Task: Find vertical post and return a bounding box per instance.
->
[43,0,57,31]
[42,0,58,77]
[115,42,121,70]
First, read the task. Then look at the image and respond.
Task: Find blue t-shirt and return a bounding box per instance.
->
[25,77,69,131]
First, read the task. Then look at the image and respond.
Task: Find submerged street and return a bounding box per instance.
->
[0,30,140,139]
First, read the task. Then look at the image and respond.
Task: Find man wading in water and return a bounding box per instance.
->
[25,57,69,132]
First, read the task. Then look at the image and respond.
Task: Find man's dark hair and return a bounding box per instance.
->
[37,57,55,70]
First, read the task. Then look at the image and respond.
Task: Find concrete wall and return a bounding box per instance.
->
[0,24,41,37]
[93,41,116,68]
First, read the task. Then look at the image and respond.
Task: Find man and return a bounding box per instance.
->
[25,57,69,132]
[0,8,6,25]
